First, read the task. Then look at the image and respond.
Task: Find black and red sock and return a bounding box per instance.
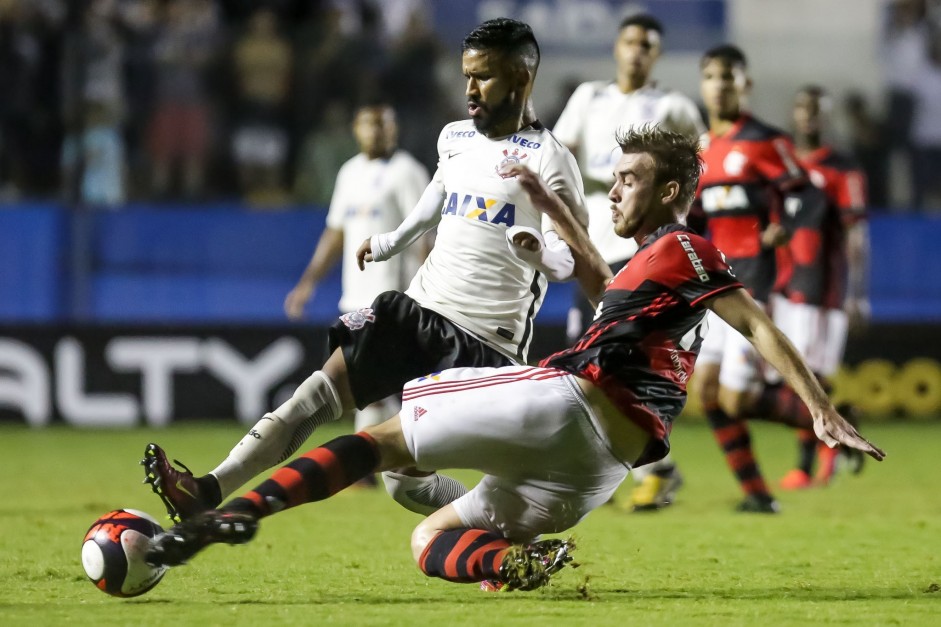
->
[418,528,510,584]
[749,384,813,429]
[795,429,817,475]
[223,433,379,518]
[706,406,772,498]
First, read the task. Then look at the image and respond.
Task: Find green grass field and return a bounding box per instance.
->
[1,420,938,626]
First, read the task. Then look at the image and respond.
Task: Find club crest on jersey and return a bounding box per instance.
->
[495,148,528,173]
[723,150,747,176]
[339,307,376,330]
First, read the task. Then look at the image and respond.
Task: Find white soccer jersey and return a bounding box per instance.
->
[327,150,429,311]
[405,119,587,362]
[553,81,705,264]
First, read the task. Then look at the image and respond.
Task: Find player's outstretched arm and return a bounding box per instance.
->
[499,163,611,303]
[705,287,886,461]
[358,178,446,269]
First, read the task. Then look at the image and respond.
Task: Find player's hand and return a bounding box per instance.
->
[812,405,885,461]
[498,163,559,218]
[284,283,314,320]
[512,231,540,251]
[356,238,374,271]
[760,223,788,248]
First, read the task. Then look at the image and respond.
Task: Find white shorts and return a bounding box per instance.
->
[398,366,630,542]
[697,309,761,392]
[769,295,848,379]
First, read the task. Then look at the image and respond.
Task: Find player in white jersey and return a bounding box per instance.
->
[141,18,592,523]
[552,13,704,511]
[283,104,429,444]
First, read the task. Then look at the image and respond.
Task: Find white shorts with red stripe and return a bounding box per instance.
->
[768,295,848,380]
[398,365,630,542]
[697,309,762,392]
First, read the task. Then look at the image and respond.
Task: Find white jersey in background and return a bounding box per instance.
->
[327,150,429,312]
[553,81,705,264]
[376,119,587,363]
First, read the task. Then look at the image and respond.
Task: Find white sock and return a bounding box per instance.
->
[210,371,343,499]
[382,471,468,516]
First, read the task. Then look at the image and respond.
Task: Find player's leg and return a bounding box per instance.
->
[701,313,777,512]
[146,415,414,566]
[142,347,354,520]
[143,291,511,521]
[629,454,684,512]
[352,395,400,487]
[403,367,625,589]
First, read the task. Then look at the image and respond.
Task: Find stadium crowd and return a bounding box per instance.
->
[0,0,449,207]
[0,0,940,210]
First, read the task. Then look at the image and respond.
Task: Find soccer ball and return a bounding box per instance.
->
[81,509,168,597]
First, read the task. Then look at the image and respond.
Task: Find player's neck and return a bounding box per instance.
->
[363,148,394,160]
[794,135,822,156]
[484,102,537,138]
[709,111,742,137]
[616,73,648,94]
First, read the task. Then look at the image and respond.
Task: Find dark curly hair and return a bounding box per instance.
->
[615,125,703,209]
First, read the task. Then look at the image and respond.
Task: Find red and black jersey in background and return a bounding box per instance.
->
[542,224,742,467]
[780,146,867,308]
[687,115,815,303]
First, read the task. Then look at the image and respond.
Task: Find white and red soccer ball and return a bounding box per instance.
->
[81,509,167,597]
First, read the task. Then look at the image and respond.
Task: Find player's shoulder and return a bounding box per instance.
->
[569,80,611,101]
[390,149,426,171]
[646,225,722,264]
[437,120,479,154]
[816,147,861,173]
[735,115,790,143]
[337,152,366,177]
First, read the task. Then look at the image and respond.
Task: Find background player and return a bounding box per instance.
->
[551,13,705,510]
[691,44,828,513]
[774,85,870,489]
[142,18,591,522]
[282,103,429,462]
[145,128,884,594]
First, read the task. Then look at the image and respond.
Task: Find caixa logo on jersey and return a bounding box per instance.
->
[0,333,307,427]
[441,191,516,226]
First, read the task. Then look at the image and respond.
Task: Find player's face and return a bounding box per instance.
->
[793,91,824,138]
[613,25,661,82]
[700,59,748,119]
[353,107,397,158]
[463,48,525,136]
[608,151,661,239]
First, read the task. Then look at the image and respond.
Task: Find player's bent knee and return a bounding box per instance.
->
[363,416,414,469]
[411,520,439,563]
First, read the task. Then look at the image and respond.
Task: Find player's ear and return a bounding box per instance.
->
[661,181,680,205]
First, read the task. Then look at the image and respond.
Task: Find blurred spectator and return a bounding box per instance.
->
[380,9,445,172]
[844,91,890,208]
[294,3,384,137]
[293,99,358,206]
[118,0,159,199]
[147,0,218,200]
[230,6,293,207]
[882,0,930,207]
[0,0,35,199]
[60,0,126,206]
[61,100,125,207]
[909,18,941,209]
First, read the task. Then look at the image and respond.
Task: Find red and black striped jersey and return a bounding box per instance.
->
[541,224,742,466]
[690,114,808,302]
[782,146,867,308]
